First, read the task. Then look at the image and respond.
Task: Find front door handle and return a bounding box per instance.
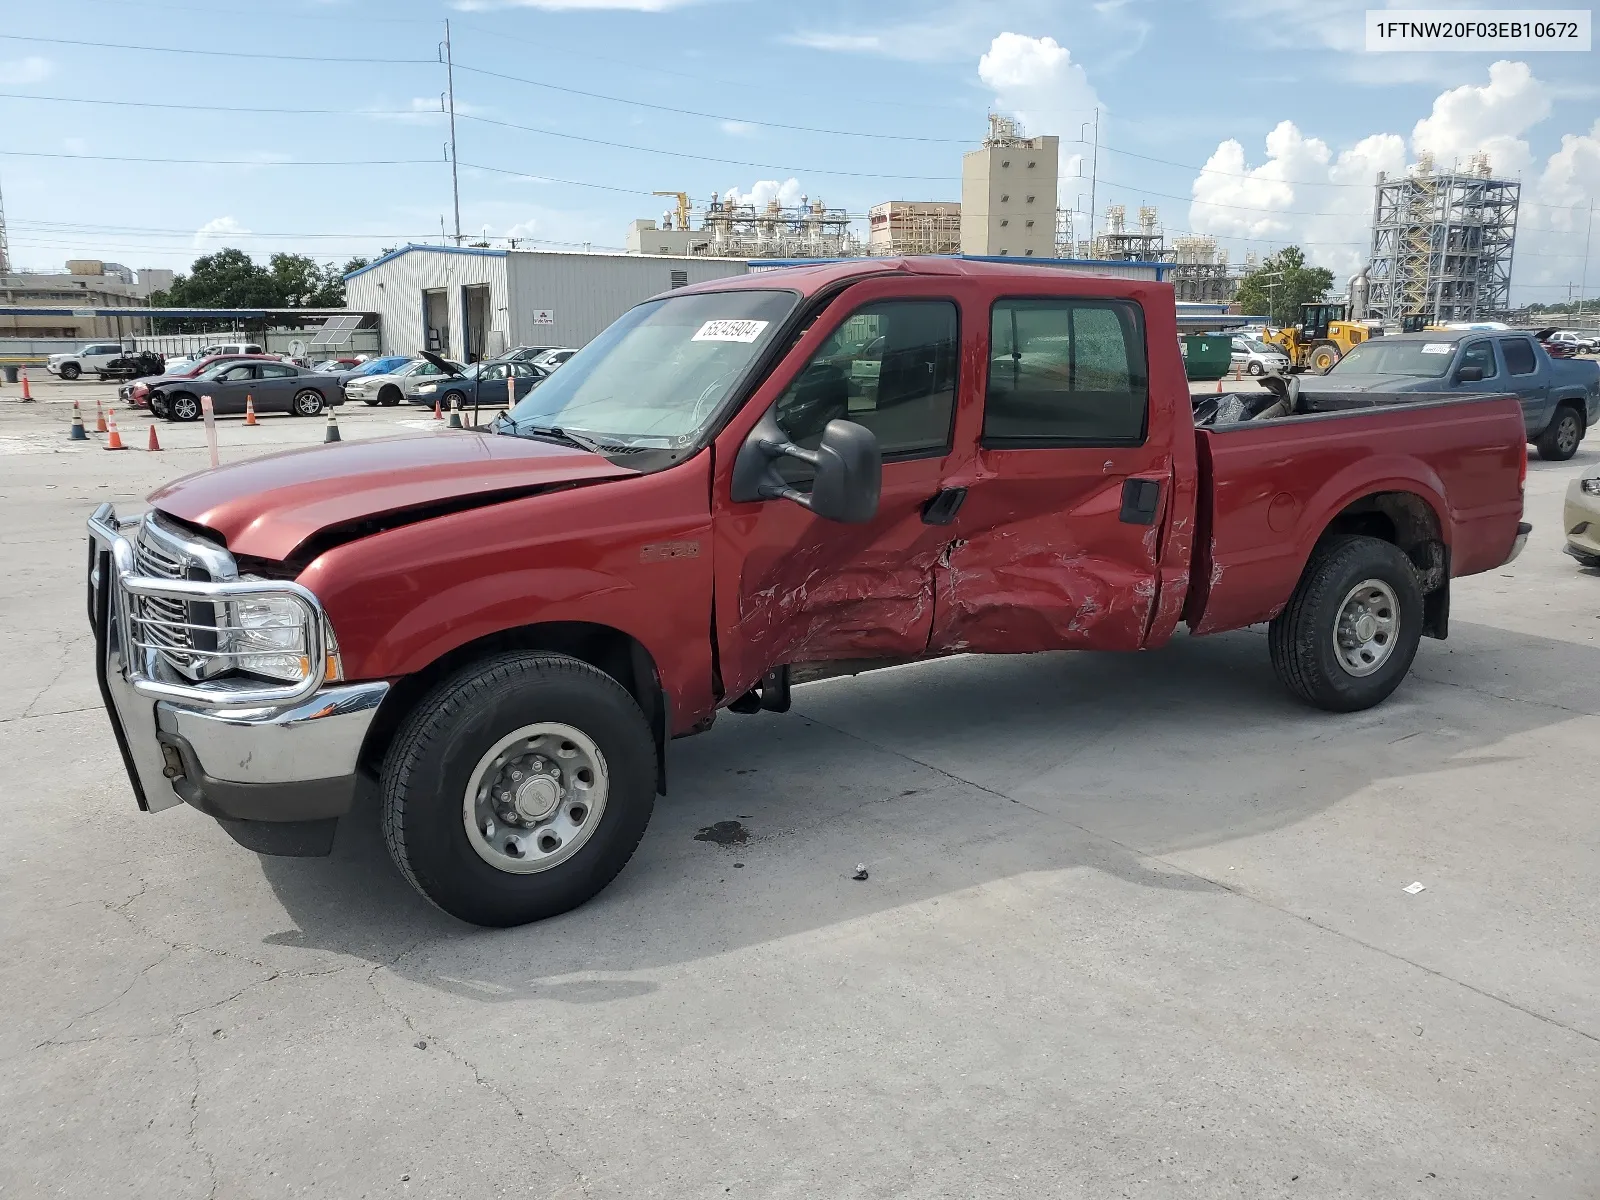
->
[1119,478,1161,525]
[921,487,967,526]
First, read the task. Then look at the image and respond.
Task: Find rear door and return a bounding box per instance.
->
[254,363,300,411]
[1499,336,1550,435]
[927,293,1170,654]
[710,280,965,699]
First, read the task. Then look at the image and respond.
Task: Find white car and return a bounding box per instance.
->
[341,357,465,406]
[1546,330,1598,355]
[1230,336,1292,376]
[46,342,128,381]
[526,347,578,373]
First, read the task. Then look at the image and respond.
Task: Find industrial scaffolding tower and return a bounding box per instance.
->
[1366,152,1520,323]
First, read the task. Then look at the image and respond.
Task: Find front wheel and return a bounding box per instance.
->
[1268,535,1423,712]
[378,386,402,407]
[441,389,466,411]
[292,388,325,417]
[168,394,200,422]
[380,652,657,927]
[1535,406,1583,461]
[1247,361,1264,376]
[60,363,81,381]
[149,394,171,420]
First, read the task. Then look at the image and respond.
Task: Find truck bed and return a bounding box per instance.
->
[1181,391,1527,636]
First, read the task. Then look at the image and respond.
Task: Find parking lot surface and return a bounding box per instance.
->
[2,376,1597,1198]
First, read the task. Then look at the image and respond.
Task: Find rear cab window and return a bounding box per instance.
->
[983,298,1149,445]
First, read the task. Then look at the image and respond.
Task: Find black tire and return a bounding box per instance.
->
[1535,405,1583,462]
[1309,342,1341,374]
[378,386,402,407]
[60,362,81,381]
[381,652,657,927]
[292,388,324,417]
[1268,535,1423,712]
[149,394,171,420]
[1247,361,1264,376]
[362,396,380,407]
[168,393,201,422]
[442,389,466,412]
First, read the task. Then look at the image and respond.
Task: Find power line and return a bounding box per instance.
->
[0,92,430,118]
[0,33,435,64]
[0,150,437,167]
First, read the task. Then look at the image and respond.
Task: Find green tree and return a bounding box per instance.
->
[1235,247,1336,327]
[151,247,279,309]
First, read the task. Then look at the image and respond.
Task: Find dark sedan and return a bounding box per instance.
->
[151,359,344,421]
[408,352,545,409]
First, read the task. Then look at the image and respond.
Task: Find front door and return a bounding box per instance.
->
[206,362,258,414]
[710,281,966,699]
[928,294,1171,653]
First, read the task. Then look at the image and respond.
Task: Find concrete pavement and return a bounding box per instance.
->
[2,376,1596,1198]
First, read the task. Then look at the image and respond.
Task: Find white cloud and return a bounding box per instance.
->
[1411,60,1549,175]
[786,2,1064,64]
[785,32,884,53]
[194,217,251,249]
[720,120,757,137]
[979,33,1101,132]
[0,55,53,86]
[723,179,805,208]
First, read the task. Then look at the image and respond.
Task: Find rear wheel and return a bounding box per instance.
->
[1268,535,1423,712]
[380,652,657,927]
[1535,405,1583,461]
[292,388,324,417]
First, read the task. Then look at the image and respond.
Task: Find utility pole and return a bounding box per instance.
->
[1578,199,1594,322]
[1080,109,1100,255]
[442,20,461,247]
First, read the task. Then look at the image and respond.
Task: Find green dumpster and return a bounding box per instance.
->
[1181,335,1233,381]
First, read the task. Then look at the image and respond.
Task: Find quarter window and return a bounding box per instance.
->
[1500,337,1537,375]
[773,299,958,461]
[984,299,1149,445]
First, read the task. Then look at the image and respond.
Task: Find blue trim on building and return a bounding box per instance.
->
[343,243,509,281]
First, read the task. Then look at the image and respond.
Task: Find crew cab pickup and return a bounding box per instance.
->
[1317,329,1600,461]
[86,260,1530,927]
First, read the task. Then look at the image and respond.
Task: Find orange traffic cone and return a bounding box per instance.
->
[69,400,88,440]
[146,423,163,451]
[1215,375,1224,393]
[104,412,127,450]
[19,369,33,401]
[244,395,258,426]
[432,399,443,421]
[95,399,108,433]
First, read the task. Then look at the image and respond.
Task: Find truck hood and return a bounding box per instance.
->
[149,432,639,562]
[1311,373,1439,393]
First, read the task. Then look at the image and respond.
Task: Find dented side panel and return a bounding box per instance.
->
[928,447,1171,653]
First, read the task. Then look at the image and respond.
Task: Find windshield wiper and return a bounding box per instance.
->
[519,424,603,453]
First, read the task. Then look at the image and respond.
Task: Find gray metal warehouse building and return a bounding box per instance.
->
[343,246,750,362]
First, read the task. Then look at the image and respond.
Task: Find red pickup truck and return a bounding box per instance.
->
[87,260,1530,926]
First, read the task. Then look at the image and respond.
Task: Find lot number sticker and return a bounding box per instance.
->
[693,319,769,343]
[1421,342,1456,354]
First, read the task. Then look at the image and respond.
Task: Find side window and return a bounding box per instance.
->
[984,299,1148,445]
[1500,337,1537,375]
[1459,341,1497,378]
[773,299,958,459]
[219,365,255,381]
[258,364,294,378]
[481,363,507,380]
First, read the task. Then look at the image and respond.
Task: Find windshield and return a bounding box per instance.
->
[499,290,796,448]
[1329,339,1454,377]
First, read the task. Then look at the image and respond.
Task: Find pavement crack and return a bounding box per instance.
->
[180,1027,220,1200]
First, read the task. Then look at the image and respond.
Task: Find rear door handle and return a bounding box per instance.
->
[1119,478,1161,525]
[921,487,967,526]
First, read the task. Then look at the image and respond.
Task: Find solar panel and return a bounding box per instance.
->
[309,314,363,348]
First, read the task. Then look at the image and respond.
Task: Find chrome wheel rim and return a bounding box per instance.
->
[1333,578,1400,677]
[295,390,320,414]
[173,397,197,420]
[462,722,608,874]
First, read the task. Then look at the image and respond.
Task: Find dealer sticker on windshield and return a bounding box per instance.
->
[692,319,769,343]
[1421,342,1455,354]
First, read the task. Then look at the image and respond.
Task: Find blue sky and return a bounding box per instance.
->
[0,0,1596,302]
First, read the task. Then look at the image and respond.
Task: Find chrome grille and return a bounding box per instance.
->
[129,517,224,678]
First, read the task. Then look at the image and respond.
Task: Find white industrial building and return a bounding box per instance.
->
[344,246,750,361]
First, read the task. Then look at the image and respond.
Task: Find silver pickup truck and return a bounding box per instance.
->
[1314,330,1600,461]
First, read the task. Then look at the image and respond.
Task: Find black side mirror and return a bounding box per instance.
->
[1455,365,1485,383]
[731,411,882,524]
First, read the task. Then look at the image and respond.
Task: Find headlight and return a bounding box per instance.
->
[1582,477,1600,496]
[416,383,437,394]
[219,583,343,684]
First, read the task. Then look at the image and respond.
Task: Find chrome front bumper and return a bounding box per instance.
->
[87,504,388,849]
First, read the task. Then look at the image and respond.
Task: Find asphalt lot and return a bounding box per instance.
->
[2,374,1597,1198]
